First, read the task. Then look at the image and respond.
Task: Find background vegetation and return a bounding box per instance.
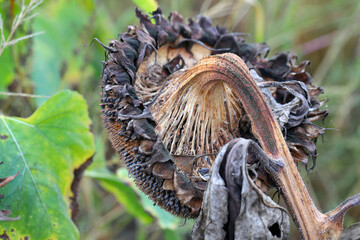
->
[0,0,359,239]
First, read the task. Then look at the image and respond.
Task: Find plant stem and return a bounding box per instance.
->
[0,0,43,57]
[190,53,360,239]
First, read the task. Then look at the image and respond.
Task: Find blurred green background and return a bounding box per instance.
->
[0,0,359,239]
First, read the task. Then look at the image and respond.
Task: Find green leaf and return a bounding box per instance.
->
[85,170,153,225]
[116,168,182,230]
[131,0,158,13]
[0,90,95,239]
[87,137,107,171]
[164,229,181,240]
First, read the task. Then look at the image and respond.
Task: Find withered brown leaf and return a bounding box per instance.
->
[192,139,289,240]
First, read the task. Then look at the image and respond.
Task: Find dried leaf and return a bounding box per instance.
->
[0,172,19,188]
[0,210,20,221]
[192,139,289,240]
[340,223,360,240]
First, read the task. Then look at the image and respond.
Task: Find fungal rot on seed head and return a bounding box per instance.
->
[98,7,360,240]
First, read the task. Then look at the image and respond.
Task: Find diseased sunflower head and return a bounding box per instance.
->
[133,8,327,174]
[99,7,328,216]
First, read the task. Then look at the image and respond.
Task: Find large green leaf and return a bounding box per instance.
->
[0,90,95,239]
[85,170,153,225]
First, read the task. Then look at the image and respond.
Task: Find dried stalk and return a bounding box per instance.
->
[186,53,360,239]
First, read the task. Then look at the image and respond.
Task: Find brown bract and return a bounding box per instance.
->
[99,7,360,239]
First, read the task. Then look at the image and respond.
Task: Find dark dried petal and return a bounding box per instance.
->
[162,54,185,75]
[286,126,318,165]
[131,28,156,67]
[108,40,138,81]
[258,53,291,81]
[152,162,174,179]
[152,8,179,45]
[169,11,192,37]
[138,140,155,155]
[126,119,157,141]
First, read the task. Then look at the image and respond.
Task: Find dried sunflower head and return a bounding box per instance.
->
[99,8,327,217]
